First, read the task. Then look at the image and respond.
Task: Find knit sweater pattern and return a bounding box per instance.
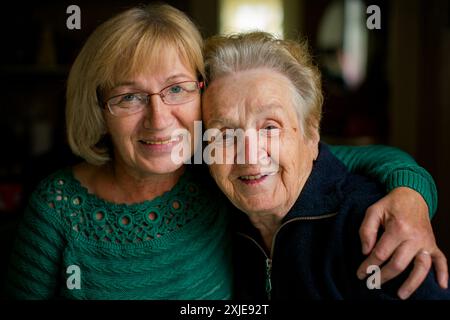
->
[6,168,233,299]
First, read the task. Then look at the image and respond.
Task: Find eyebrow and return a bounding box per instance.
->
[206,104,286,128]
[113,73,195,90]
[165,73,195,83]
[254,103,285,114]
[113,81,136,88]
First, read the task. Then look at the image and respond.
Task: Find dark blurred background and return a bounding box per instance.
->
[0,0,449,290]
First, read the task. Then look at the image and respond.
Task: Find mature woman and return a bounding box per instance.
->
[6,4,231,300]
[4,4,446,299]
[202,32,450,299]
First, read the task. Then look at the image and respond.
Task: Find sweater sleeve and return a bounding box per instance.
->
[5,193,66,299]
[329,144,438,218]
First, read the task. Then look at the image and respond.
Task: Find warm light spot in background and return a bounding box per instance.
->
[317,0,368,89]
[219,0,284,38]
[342,0,368,89]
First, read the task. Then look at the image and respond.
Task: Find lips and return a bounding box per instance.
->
[139,136,180,145]
[238,171,278,182]
[240,174,265,180]
[138,135,184,154]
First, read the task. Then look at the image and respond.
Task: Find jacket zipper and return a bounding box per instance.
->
[238,211,338,300]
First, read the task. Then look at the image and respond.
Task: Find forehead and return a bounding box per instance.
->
[203,69,297,120]
[140,47,194,77]
[109,45,196,89]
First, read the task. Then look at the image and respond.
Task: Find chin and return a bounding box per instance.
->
[139,160,184,176]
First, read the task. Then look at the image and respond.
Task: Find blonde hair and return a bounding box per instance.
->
[66,4,204,165]
[204,32,323,138]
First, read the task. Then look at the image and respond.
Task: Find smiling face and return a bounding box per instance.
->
[203,68,319,218]
[103,47,201,178]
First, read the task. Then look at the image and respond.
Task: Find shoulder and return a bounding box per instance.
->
[333,173,385,261]
[15,168,79,237]
[340,172,385,215]
[28,166,85,218]
[30,168,75,202]
[333,172,385,253]
[320,143,385,217]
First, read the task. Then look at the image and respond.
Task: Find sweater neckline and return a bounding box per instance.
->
[39,166,215,250]
[61,166,192,209]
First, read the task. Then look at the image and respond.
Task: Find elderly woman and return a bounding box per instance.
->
[202,32,450,299]
[4,5,446,299]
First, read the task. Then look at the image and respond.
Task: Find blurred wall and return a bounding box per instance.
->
[388,0,450,256]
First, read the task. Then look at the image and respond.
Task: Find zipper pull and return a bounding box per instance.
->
[265,258,272,300]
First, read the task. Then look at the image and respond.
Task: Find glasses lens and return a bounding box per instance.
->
[107,93,147,116]
[163,81,199,104]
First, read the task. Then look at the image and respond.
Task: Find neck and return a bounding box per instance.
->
[247,169,310,252]
[99,160,184,204]
[248,213,284,252]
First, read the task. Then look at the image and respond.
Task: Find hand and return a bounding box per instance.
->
[356,187,448,299]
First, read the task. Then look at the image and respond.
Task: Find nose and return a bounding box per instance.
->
[236,132,270,165]
[143,94,175,130]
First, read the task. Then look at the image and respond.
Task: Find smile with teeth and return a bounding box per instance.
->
[140,136,179,145]
[239,171,277,181]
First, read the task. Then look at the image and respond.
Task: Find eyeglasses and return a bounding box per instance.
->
[104,81,203,116]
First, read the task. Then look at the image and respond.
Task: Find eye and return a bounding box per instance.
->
[121,93,140,102]
[108,93,144,109]
[116,93,146,108]
[168,85,184,94]
[260,125,280,136]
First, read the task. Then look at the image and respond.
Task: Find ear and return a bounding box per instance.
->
[305,119,320,160]
[306,118,320,144]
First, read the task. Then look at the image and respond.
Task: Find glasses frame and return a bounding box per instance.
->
[104,80,204,116]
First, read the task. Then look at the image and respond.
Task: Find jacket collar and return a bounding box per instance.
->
[282,142,348,221]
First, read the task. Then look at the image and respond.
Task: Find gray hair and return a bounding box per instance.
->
[204,32,323,138]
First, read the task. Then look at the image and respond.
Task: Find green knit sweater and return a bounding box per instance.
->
[6,168,233,299]
[5,145,437,299]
